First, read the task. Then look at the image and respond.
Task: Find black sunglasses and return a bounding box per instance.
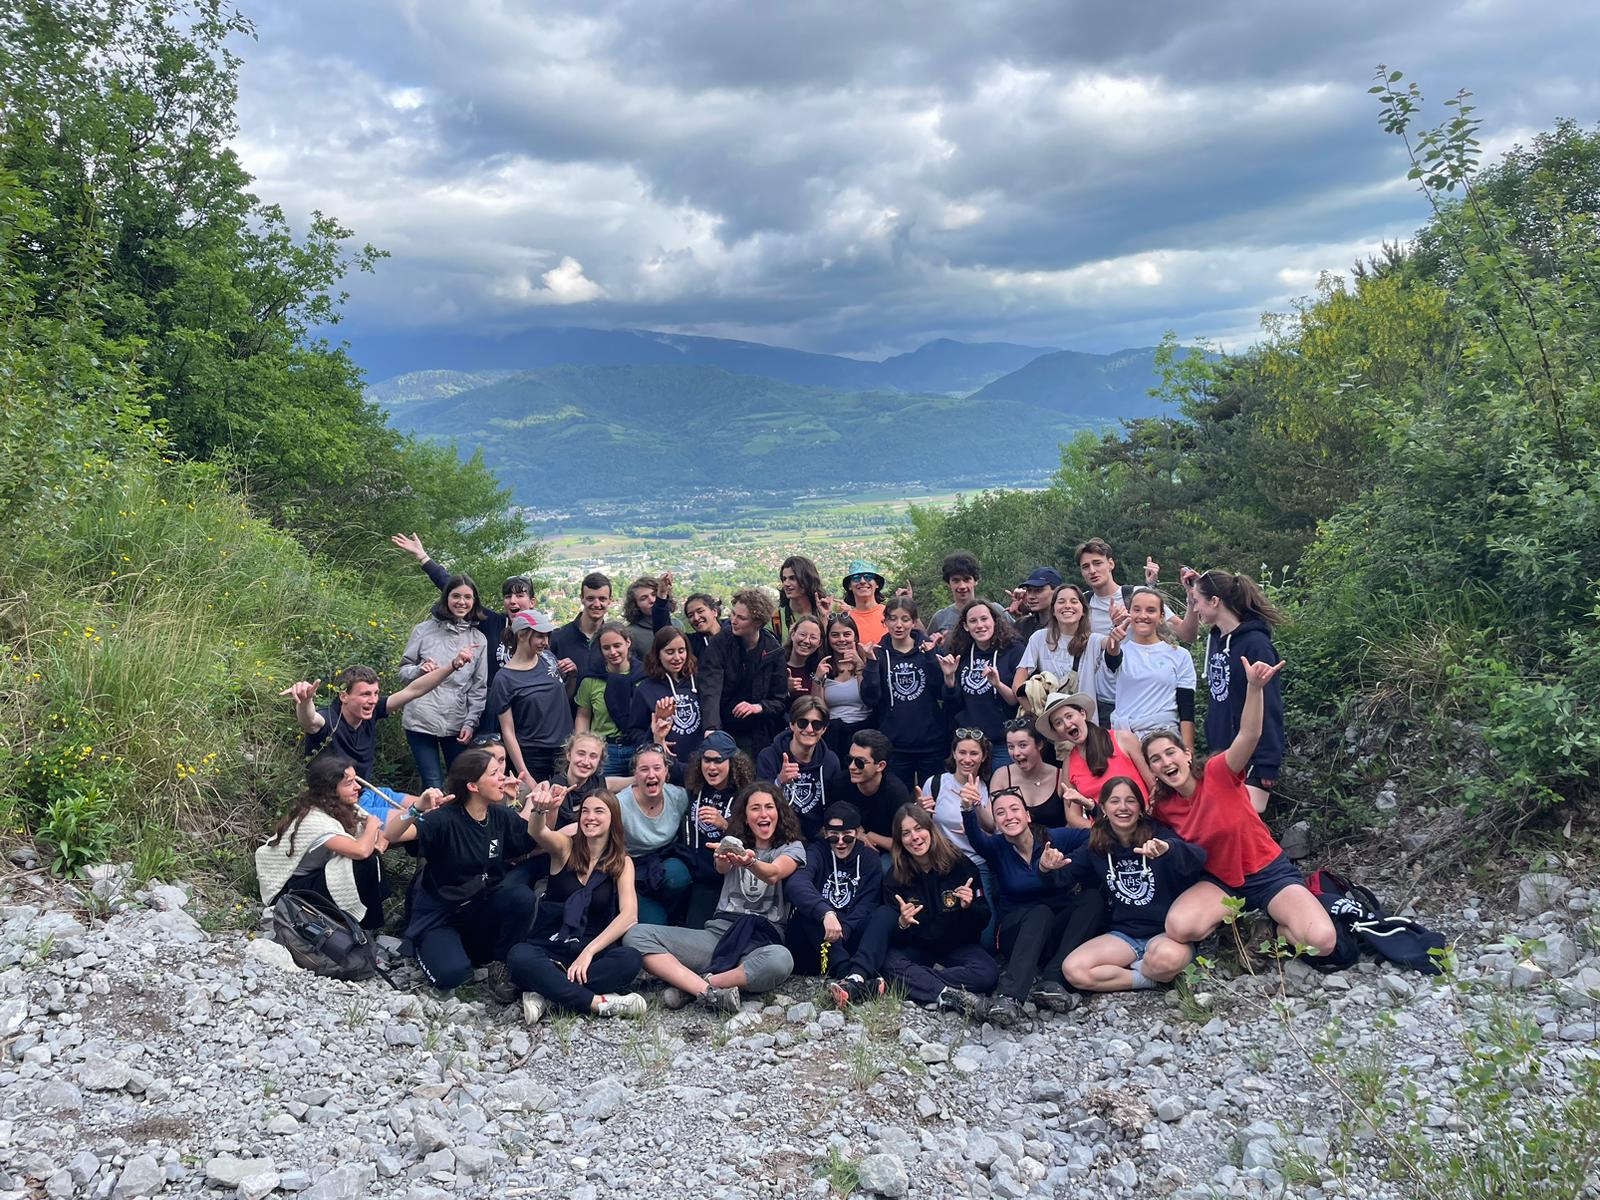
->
[793,717,828,731]
[990,786,1025,801]
[847,755,874,768]
[824,829,858,843]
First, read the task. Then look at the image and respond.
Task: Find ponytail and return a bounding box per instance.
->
[1198,570,1285,627]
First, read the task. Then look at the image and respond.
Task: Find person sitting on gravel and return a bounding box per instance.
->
[1137,656,1338,983]
[960,787,1102,1025]
[381,747,539,999]
[256,755,395,929]
[625,782,805,1014]
[1058,776,1208,993]
[785,801,884,981]
[830,803,998,1017]
[615,744,693,925]
[506,782,648,1024]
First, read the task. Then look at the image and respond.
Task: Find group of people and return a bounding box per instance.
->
[256,535,1335,1026]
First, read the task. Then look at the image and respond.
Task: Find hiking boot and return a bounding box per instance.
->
[595,992,648,1019]
[828,973,883,1008]
[659,986,692,1010]
[697,984,741,1014]
[520,993,546,1025]
[934,986,989,1020]
[1029,980,1080,1014]
[484,961,518,1005]
[986,994,1025,1028]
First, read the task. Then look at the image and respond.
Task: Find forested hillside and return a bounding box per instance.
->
[894,102,1600,857]
[0,1,535,895]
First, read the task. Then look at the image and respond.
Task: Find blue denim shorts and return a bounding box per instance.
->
[1108,930,1152,960]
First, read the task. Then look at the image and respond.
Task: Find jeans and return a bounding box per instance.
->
[414,883,537,990]
[505,939,643,1012]
[625,918,795,993]
[994,892,1107,1000]
[602,742,632,777]
[405,730,469,793]
[633,854,691,927]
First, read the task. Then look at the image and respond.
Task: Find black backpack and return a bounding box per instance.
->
[271,890,379,981]
[1306,869,1448,976]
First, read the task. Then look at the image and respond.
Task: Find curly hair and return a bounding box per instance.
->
[685,748,755,795]
[946,599,1020,659]
[732,587,776,629]
[726,781,802,848]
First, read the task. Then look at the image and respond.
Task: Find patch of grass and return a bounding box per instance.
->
[846,1037,883,1089]
[625,1015,674,1082]
[1172,955,1214,1023]
[548,1011,580,1052]
[814,1147,861,1196]
[856,980,908,1042]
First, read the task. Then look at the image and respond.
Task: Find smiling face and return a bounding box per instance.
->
[847,744,884,788]
[341,680,381,723]
[600,629,630,671]
[1191,585,1223,625]
[791,620,822,657]
[963,603,996,645]
[849,575,878,604]
[1143,734,1193,791]
[567,737,602,783]
[685,599,720,635]
[1049,703,1088,745]
[1078,551,1115,592]
[581,584,612,624]
[1129,591,1164,641]
[779,567,802,599]
[1053,587,1084,627]
[827,622,858,657]
[791,708,826,751]
[524,629,550,656]
[1006,729,1039,769]
[743,790,780,847]
[953,737,985,779]
[992,791,1030,838]
[635,752,668,797]
[659,632,689,675]
[578,794,612,839]
[335,767,362,806]
[948,573,977,606]
[898,815,932,859]
[446,584,476,620]
[502,585,533,616]
[1102,781,1143,834]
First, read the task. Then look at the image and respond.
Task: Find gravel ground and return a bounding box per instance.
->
[1,866,1596,1200]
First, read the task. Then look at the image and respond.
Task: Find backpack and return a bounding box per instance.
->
[271,890,379,981]
[1305,869,1447,976]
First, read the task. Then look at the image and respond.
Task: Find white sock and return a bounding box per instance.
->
[1128,959,1155,991]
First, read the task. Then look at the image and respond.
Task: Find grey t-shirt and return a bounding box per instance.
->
[716,840,806,925]
[618,784,691,855]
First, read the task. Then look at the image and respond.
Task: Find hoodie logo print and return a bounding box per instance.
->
[888,661,925,702]
[961,660,994,696]
[1106,857,1155,907]
[1207,650,1232,702]
[672,693,701,735]
[786,775,820,813]
[821,869,857,909]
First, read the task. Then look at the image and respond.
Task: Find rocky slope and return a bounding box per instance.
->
[0,868,1596,1200]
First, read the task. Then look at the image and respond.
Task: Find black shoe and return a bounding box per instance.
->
[987,995,1025,1028]
[935,986,990,1019]
[1028,981,1080,1014]
[829,974,879,1008]
[484,961,518,1005]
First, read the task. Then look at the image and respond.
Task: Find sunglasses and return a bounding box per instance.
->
[824,829,858,844]
[793,718,828,731]
[699,754,727,765]
[954,728,987,743]
[847,575,874,585]
[990,786,1024,801]
[847,755,874,768]
[1002,717,1033,732]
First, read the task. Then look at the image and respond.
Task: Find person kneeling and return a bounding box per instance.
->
[507,784,647,1023]
[625,783,805,1013]
[1058,776,1207,993]
[782,802,884,993]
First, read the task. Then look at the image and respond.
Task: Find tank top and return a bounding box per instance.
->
[533,864,619,942]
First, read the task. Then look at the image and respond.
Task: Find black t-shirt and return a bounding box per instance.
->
[836,770,912,839]
[415,803,536,904]
[303,698,391,778]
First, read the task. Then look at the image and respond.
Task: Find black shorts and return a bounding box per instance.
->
[1245,766,1278,791]
[1207,851,1304,913]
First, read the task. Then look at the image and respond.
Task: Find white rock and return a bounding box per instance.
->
[0,998,26,1037]
[78,1053,132,1091]
[244,939,301,972]
[1531,932,1577,977]
[917,1042,949,1064]
[146,884,189,912]
[114,1154,164,1198]
[1517,874,1571,917]
[1155,1096,1186,1122]
[413,1114,450,1154]
[856,1153,909,1197]
[579,1076,634,1120]
[236,1168,280,1200]
[206,1158,274,1189]
[265,1113,299,1136]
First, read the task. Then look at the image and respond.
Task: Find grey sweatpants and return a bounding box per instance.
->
[624,917,794,994]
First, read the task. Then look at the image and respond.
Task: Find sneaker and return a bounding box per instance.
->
[935,986,989,1019]
[1028,981,1080,1014]
[987,995,1025,1028]
[659,986,692,1011]
[828,973,873,1008]
[697,984,741,1014]
[595,992,648,1019]
[520,993,546,1025]
[484,961,518,1005]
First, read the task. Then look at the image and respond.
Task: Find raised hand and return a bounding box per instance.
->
[788,671,807,695]
[936,653,958,682]
[1057,781,1094,813]
[958,777,982,811]
[696,805,728,831]
[1178,565,1199,592]
[952,877,976,908]
[390,532,428,563]
[981,662,1001,688]
[858,641,878,661]
[1133,838,1170,859]
[1241,657,1286,690]
[894,583,914,599]
[813,656,835,683]
[778,753,800,784]
[817,594,834,617]
[658,571,674,597]
[894,894,923,928]
[449,646,474,671]
[1144,556,1160,585]
[414,788,448,813]
[279,679,322,703]
[1039,845,1071,872]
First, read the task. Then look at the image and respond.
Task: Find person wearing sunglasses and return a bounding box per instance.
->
[834,730,911,855]
[676,731,755,928]
[785,801,885,982]
[840,559,889,647]
[755,695,843,841]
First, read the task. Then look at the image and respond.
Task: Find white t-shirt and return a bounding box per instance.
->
[1108,639,1196,736]
[1087,589,1174,701]
[933,772,989,864]
[1018,628,1112,702]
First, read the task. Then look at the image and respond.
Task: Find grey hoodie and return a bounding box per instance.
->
[399,617,488,737]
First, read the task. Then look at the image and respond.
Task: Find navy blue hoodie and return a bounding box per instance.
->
[883,858,991,955]
[1203,618,1283,778]
[756,730,842,840]
[1059,822,1207,939]
[627,672,706,767]
[942,641,1026,746]
[786,839,884,934]
[871,639,946,756]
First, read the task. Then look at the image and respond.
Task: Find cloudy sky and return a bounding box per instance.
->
[233,0,1597,360]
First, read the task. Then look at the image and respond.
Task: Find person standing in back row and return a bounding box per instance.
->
[699,588,789,756]
[550,572,615,695]
[928,551,1013,642]
[1076,538,1183,727]
[1012,567,1063,641]
[841,561,889,647]
[390,532,536,683]
[492,610,575,783]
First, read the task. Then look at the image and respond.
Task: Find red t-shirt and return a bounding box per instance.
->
[1152,755,1281,888]
[1067,744,1149,801]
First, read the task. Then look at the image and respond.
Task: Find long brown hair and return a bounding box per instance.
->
[947,599,1020,658]
[567,789,629,881]
[644,626,697,680]
[726,782,802,848]
[1074,716,1117,778]
[778,556,825,620]
[271,756,360,853]
[1197,569,1285,627]
[1087,775,1155,853]
[1043,584,1092,658]
[1139,730,1195,810]
[888,802,963,885]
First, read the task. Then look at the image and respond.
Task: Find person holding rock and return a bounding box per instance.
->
[1138,656,1338,982]
[507,783,648,1023]
[676,731,755,928]
[626,782,806,1012]
[1059,776,1208,993]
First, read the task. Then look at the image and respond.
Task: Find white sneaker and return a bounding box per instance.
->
[521,993,546,1025]
[595,992,648,1018]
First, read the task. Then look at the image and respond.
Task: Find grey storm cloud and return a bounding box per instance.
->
[232,0,1600,357]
